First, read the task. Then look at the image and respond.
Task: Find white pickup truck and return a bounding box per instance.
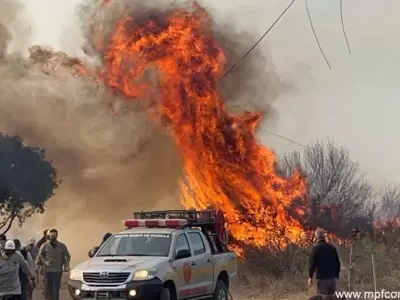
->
[68,210,238,300]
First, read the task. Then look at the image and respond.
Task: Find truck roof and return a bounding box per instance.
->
[122,209,229,254]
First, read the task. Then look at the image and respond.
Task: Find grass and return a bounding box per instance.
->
[232,237,400,300]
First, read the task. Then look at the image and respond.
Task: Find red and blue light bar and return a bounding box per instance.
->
[123,219,188,228]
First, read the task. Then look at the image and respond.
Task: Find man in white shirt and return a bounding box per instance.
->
[0,240,35,299]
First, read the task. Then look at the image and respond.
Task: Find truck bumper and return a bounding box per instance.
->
[68,278,163,300]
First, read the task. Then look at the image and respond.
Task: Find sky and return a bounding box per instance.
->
[22,0,400,188]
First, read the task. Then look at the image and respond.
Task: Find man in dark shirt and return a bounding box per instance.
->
[13,239,34,300]
[36,229,49,250]
[88,232,113,257]
[0,234,6,249]
[36,229,71,300]
[308,229,341,295]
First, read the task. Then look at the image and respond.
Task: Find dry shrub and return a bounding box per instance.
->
[236,231,400,298]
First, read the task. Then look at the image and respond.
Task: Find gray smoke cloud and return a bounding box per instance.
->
[3,0,289,263]
[1,0,183,261]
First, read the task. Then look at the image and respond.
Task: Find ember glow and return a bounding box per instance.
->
[91,2,307,247]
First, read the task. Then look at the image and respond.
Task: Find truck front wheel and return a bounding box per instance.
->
[213,280,228,300]
[160,287,171,300]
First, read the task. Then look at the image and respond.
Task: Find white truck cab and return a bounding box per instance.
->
[68,210,238,300]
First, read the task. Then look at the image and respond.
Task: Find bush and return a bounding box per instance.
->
[232,140,400,298]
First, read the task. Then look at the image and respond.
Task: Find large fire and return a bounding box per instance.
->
[87,2,307,248]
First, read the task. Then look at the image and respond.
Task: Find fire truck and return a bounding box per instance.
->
[68,209,238,300]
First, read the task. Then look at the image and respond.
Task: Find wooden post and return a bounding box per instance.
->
[371,254,377,300]
[348,228,360,294]
[347,241,354,292]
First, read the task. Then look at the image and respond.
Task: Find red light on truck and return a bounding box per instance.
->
[123,219,188,228]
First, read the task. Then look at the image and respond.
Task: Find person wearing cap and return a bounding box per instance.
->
[26,238,38,263]
[26,238,39,288]
[36,228,71,300]
[0,240,35,299]
[308,229,341,296]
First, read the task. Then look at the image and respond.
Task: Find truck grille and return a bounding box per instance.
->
[83,272,130,284]
[80,291,127,299]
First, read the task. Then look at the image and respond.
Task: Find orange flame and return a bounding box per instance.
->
[91,2,307,248]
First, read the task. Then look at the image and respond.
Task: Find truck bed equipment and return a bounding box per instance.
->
[124,209,229,254]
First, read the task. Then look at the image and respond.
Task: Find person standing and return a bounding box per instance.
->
[36,229,71,300]
[88,232,113,258]
[13,239,34,300]
[0,240,35,300]
[35,230,49,290]
[308,229,341,296]
[36,229,49,250]
[26,238,38,263]
[101,232,112,246]
[0,234,7,249]
[25,238,38,300]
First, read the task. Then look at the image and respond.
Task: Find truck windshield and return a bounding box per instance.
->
[96,233,172,257]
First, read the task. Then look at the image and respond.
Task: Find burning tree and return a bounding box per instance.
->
[0,133,58,234]
[378,184,400,222]
[373,185,400,258]
[79,1,307,249]
[279,140,375,238]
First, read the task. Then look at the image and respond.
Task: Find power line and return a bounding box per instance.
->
[304,0,332,69]
[340,0,352,54]
[260,128,307,147]
[223,0,297,78]
[218,0,322,148]
[119,1,318,149]
[122,1,300,143]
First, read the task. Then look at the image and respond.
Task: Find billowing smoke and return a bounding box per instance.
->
[2,0,289,263]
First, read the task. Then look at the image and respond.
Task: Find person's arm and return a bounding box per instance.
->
[308,246,317,279]
[333,247,341,279]
[35,244,46,267]
[17,252,35,279]
[27,251,34,270]
[62,243,71,268]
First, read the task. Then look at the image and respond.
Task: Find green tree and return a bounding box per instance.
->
[0,133,59,234]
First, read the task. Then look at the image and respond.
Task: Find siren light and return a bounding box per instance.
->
[123,219,188,228]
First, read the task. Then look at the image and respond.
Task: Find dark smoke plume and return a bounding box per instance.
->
[3,0,291,262]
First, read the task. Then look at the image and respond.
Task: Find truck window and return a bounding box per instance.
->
[96,233,172,257]
[175,234,191,256]
[188,232,206,255]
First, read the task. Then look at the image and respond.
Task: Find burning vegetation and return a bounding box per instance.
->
[79,1,307,248]
[1,0,400,263]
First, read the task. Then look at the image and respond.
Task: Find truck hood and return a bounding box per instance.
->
[75,256,169,272]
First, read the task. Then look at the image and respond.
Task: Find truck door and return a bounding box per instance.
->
[173,233,195,299]
[187,232,214,296]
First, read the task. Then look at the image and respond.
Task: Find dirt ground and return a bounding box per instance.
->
[32,284,311,300]
[35,289,310,300]
[32,274,311,300]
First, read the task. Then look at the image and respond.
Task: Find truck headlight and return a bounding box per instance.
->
[133,269,158,281]
[70,270,83,281]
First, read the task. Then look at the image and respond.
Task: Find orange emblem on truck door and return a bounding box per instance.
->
[183,263,192,283]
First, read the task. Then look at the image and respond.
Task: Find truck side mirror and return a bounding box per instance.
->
[176,249,191,259]
[88,247,98,258]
